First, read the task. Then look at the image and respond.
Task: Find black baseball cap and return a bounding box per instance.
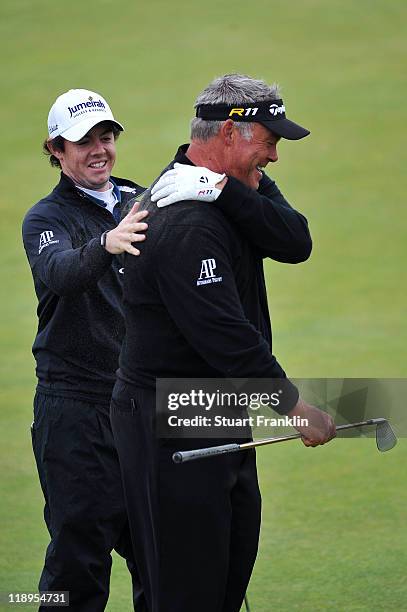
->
[195,99,310,140]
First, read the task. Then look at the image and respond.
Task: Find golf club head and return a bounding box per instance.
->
[375,420,397,452]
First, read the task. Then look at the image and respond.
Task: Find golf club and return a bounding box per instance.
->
[172,418,397,464]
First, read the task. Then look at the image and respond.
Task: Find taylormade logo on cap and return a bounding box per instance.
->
[269,103,285,116]
[47,88,124,142]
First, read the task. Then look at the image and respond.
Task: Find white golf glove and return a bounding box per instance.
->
[150,163,226,208]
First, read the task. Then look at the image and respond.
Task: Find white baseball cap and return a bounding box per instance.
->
[47,88,124,142]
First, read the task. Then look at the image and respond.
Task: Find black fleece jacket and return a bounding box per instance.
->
[22,172,145,402]
[117,145,312,413]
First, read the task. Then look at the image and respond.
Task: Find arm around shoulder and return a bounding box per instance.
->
[215,173,312,263]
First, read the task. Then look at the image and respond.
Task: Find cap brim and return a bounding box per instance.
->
[259,118,310,140]
[62,117,124,142]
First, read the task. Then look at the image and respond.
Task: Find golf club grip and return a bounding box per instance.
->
[172,443,241,464]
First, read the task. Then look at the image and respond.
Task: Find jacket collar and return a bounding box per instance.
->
[173,144,195,166]
[53,172,143,207]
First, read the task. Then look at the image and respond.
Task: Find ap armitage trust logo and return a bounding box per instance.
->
[197,258,223,286]
[38,230,59,254]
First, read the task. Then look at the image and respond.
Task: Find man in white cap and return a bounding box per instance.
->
[22,89,149,611]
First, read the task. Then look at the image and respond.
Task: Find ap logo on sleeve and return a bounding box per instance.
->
[39,230,59,254]
[197,258,223,286]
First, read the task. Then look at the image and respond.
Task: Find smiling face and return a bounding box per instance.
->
[50,122,117,191]
[225,122,280,190]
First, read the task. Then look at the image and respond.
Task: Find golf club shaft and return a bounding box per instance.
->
[173,418,386,464]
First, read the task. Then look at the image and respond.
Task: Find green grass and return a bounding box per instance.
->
[0,0,406,610]
[252,440,407,611]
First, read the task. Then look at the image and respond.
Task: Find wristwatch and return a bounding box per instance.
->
[100,230,109,249]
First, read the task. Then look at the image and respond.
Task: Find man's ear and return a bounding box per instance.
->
[47,138,63,160]
[219,119,235,146]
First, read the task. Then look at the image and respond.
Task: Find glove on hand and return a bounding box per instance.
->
[150,163,226,208]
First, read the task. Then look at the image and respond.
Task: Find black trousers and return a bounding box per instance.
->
[32,391,146,612]
[110,382,261,612]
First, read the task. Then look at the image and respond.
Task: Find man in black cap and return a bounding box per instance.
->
[111,74,336,612]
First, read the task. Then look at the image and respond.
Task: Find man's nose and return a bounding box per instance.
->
[269,145,278,163]
[91,139,106,154]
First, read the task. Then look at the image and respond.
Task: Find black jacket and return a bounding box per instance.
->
[117,145,312,413]
[22,172,145,403]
